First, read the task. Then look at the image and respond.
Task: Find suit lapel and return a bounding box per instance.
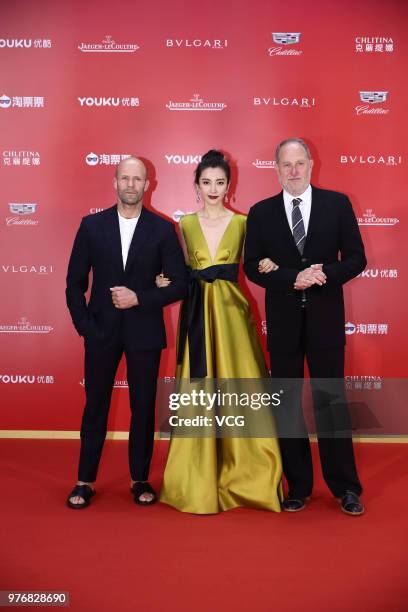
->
[102,205,124,276]
[275,192,301,259]
[304,186,323,252]
[125,206,154,273]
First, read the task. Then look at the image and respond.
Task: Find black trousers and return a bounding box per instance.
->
[78,335,161,483]
[270,319,362,499]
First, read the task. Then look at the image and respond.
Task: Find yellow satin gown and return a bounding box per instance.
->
[160,213,282,513]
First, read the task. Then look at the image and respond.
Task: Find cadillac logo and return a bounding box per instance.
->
[272,33,301,45]
[359,91,388,104]
[9,203,37,215]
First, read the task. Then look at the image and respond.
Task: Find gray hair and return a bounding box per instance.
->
[275,138,312,162]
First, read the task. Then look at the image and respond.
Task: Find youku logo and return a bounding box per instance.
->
[78,35,139,53]
[85,152,131,166]
[356,91,390,115]
[252,159,275,169]
[0,317,53,334]
[165,154,202,164]
[166,93,227,111]
[77,97,139,107]
[0,39,52,49]
[6,203,39,226]
[358,268,398,279]
[0,94,45,109]
[357,209,399,226]
[0,374,54,384]
[268,32,302,56]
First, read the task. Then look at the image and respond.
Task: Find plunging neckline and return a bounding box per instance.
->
[195,213,235,264]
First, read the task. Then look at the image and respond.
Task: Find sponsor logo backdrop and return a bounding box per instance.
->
[1,0,407,431]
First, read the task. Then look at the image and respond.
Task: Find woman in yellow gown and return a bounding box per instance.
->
[159,150,282,513]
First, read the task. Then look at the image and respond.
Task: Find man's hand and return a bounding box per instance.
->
[110,286,138,309]
[258,258,279,274]
[294,264,326,290]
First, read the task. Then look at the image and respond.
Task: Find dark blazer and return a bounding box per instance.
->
[66,205,188,350]
[244,186,367,353]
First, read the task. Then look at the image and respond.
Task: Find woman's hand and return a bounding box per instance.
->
[258,258,279,274]
[155,273,171,288]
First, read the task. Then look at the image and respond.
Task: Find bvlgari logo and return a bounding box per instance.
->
[357,209,399,226]
[166,93,227,111]
[1,264,53,274]
[6,203,39,226]
[166,39,228,49]
[253,96,315,108]
[252,159,275,169]
[269,32,302,56]
[78,35,139,53]
[0,317,53,334]
[340,155,402,166]
[356,91,389,115]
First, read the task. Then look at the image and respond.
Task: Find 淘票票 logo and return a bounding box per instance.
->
[166,93,227,111]
[6,203,38,226]
[268,32,302,56]
[252,159,275,169]
[355,36,394,53]
[345,322,389,335]
[85,152,131,166]
[0,317,53,334]
[0,94,44,109]
[2,151,40,167]
[77,97,139,107]
[356,91,389,115]
[78,35,139,53]
[357,209,399,226]
[166,39,228,49]
[340,154,402,166]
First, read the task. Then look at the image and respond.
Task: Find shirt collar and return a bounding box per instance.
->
[283,184,312,206]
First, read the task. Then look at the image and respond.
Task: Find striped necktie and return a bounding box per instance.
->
[292,197,306,254]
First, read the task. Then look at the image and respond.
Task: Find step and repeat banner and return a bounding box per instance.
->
[1,0,407,432]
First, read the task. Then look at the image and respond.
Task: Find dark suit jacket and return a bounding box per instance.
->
[66,205,188,350]
[244,186,367,353]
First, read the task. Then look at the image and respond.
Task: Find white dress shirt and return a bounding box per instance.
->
[283,185,312,234]
[118,211,139,268]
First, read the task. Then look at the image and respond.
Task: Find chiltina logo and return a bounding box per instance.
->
[0,94,44,108]
[340,154,402,166]
[166,39,228,49]
[358,268,398,279]
[345,322,388,335]
[355,91,389,115]
[254,96,316,108]
[268,32,302,56]
[355,36,394,53]
[0,374,54,384]
[172,210,193,223]
[252,159,275,169]
[0,317,53,334]
[6,203,39,226]
[3,151,40,166]
[78,35,139,53]
[357,209,399,226]
[166,93,227,111]
[165,154,202,164]
[345,376,383,391]
[77,97,140,107]
[1,264,53,274]
[0,38,52,49]
[80,378,127,388]
[85,152,131,166]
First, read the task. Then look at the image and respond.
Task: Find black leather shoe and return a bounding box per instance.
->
[339,491,365,516]
[282,496,307,512]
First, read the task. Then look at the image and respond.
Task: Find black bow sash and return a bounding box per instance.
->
[177,263,239,378]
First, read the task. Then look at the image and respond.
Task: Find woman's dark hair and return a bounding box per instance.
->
[194,149,231,184]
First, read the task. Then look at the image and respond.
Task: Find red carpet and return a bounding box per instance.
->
[1,439,407,611]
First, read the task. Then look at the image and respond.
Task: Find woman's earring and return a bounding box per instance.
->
[196,191,201,203]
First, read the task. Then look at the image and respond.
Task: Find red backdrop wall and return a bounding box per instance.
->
[1,0,407,432]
